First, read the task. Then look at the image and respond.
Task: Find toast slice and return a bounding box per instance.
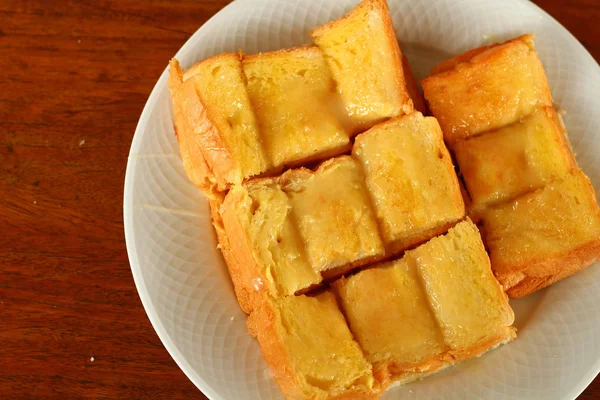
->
[332,259,448,387]
[311,0,413,128]
[454,107,576,213]
[243,47,352,168]
[220,181,320,313]
[411,219,516,359]
[220,156,384,310]
[168,55,270,191]
[219,113,472,307]
[422,35,552,143]
[284,156,385,277]
[481,170,600,298]
[353,112,465,254]
[247,292,378,400]
[333,220,515,387]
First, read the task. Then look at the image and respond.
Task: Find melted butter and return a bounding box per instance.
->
[455,107,574,211]
[313,0,409,126]
[408,220,514,351]
[285,157,384,273]
[251,277,264,292]
[353,113,464,251]
[243,48,350,168]
[334,258,446,367]
[484,170,600,272]
[275,293,375,397]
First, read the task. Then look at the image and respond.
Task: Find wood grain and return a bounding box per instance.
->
[0,0,598,399]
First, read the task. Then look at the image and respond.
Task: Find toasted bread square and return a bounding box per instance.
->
[311,0,413,127]
[243,47,351,168]
[482,170,600,298]
[353,113,464,253]
[285,156,385,276]
[333,259,447,385]
[422,35,552,143]
[410,220,515,359]
[220,156,385,307]
[455,107,576,212]
[221,182,321,312]
[247,293,378,400]
[168,55,270,191]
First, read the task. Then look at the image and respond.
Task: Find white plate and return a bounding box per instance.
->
[123,0,600,398]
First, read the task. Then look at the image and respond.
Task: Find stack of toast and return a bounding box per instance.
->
[167,0,600,398]
[422,35,600,298]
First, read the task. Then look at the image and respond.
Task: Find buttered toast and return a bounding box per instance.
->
[422,34,552,143]
[454,106,576,213]
[168,55,269,192]
[243,47,352,168]
[311,0,415,127]
[155,2,600,399]
[169,0,423,192]
[218,113,464,312]
[333,220,515,389]
[423,34,600,297]
[247,221,516,399]
[247,292,378,400]
[353,113,464,254]
[482,170,600,297]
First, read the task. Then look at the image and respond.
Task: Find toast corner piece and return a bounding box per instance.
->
[422,34,552,142]
[482,169,600,298]
[220,181,322,313]
[168,58,184,92]
[409,219,516,360]
[247,293,379,400]
[311,0,414,127]
[169,53,270,192]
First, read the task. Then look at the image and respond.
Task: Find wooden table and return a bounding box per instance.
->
[1,0,598,398]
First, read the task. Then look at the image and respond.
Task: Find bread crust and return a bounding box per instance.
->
[169,56,241,191]
[499,238,600,298]
[247,298,379,400]
[373,355,451,391]
[217,187,272,314]
[448,327,516,361]
[429,34,534,76]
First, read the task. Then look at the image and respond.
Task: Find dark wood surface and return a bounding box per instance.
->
[0,0,598,399]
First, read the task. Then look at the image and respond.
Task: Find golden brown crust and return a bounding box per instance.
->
[243,45,322,62]
[502,238,600,298]
[428,34,535,77]
[373,356,451,391]
[169,57,238,192]
[247,298,380,400]
[246,300,306,400]
[543,106,578,171]
[218,188,271,314]
[448,327,516,361]
[422,34,552,143]
[376,0,414,116]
